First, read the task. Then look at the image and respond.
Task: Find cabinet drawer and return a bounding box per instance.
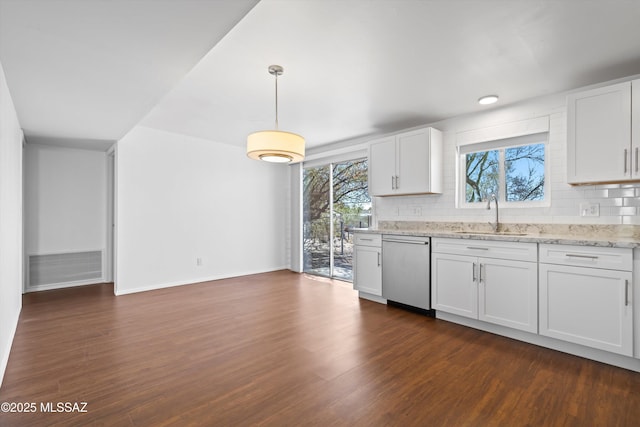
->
[539,244,632,271]
[432,237,537,262]
[354,233,382,247]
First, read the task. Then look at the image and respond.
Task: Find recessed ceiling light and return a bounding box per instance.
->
[478,95,499,105]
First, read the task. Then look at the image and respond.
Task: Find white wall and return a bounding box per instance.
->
[24,144,107,289]
[289,163,302,272]
[373,89,640,226]
[115,126,289,295]
[0,60,23,387]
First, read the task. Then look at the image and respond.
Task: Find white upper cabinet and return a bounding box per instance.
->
[368,136,396,195]
[567,80,640,184]
[634,79,640,178]
[368,128,443,196]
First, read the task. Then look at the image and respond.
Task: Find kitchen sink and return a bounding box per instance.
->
[454,231,529,236]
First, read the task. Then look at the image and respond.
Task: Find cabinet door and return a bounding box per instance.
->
[633,79,640,178]
[397,129,430,194]
[354,246,382,296]
[478,258,538,333]
[539,263,633,356]
[368,137,396,196]
[431,253,477,319]
[567,81,631,184]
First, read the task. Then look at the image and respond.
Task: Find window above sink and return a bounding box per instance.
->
[455,116,551,209]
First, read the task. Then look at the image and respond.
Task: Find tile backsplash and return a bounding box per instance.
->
[374,109,640,227]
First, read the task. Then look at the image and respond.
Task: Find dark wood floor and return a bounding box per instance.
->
[1,270,639,426]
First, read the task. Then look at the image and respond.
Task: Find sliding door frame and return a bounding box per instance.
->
[301,151,370,281]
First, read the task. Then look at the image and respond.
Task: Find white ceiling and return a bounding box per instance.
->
[0,0,258,149]
[2,0,640,151]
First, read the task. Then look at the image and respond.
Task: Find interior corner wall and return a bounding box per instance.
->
[0,60,23,388]
[115,126,289,295]
[24,144,107,290]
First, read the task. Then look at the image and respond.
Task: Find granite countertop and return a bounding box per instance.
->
[352,221,640,249]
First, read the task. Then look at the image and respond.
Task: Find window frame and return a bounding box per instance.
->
[457,132,550,209]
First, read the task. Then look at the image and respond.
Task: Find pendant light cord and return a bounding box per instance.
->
[274,71,279,130]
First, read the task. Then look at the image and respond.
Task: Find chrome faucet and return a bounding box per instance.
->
[486,194,499,232]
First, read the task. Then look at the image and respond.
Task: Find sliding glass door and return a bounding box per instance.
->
[303,158,370,281]
[303,165,332,277]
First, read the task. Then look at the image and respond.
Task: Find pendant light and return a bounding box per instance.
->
[247,65,305,163]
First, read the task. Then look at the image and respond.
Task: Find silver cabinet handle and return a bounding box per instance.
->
[624,149,628,174]
[625,279,629,306]
[467,246,489,251]
[479,263,484,283]
[383,239,428,245]
[359,238,373,241]
[565,254,598,259]
[395,175,399,189]
[377,252,381,267]
[472,262,477,282]
[391,176,394,189]
[636,147,638,174]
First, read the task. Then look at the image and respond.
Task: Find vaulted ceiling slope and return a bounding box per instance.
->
[2,1,640,152]
[0,0,258,149]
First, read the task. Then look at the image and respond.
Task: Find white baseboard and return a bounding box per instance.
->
[0,306,21,389]
[437,311,640,373]
[25,277,106,293]
[114,266,289,296]
[358,291,387,304]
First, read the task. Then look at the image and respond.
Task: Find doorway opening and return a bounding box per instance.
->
[302,158,371,282]
[106,148,115,285]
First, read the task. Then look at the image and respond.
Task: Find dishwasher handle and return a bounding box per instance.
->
[382,238,429,245]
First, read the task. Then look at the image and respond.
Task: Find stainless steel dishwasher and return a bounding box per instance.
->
[382,235,432,313]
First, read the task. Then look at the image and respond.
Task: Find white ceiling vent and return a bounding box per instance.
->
[29,251,102,288]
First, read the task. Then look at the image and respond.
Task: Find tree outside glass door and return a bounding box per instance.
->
[303,158,370,281]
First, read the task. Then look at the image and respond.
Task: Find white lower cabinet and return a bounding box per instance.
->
[539,244,633,356]
[353,233,382,296]
[432,252,477,318]
[431,239,638,368]
[432,238,538,333]
[478,258,538,333]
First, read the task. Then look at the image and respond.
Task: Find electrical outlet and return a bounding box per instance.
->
[580,203,600,217]
[399,206,423,216]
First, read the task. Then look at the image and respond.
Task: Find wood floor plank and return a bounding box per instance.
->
[1,270,639,426]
